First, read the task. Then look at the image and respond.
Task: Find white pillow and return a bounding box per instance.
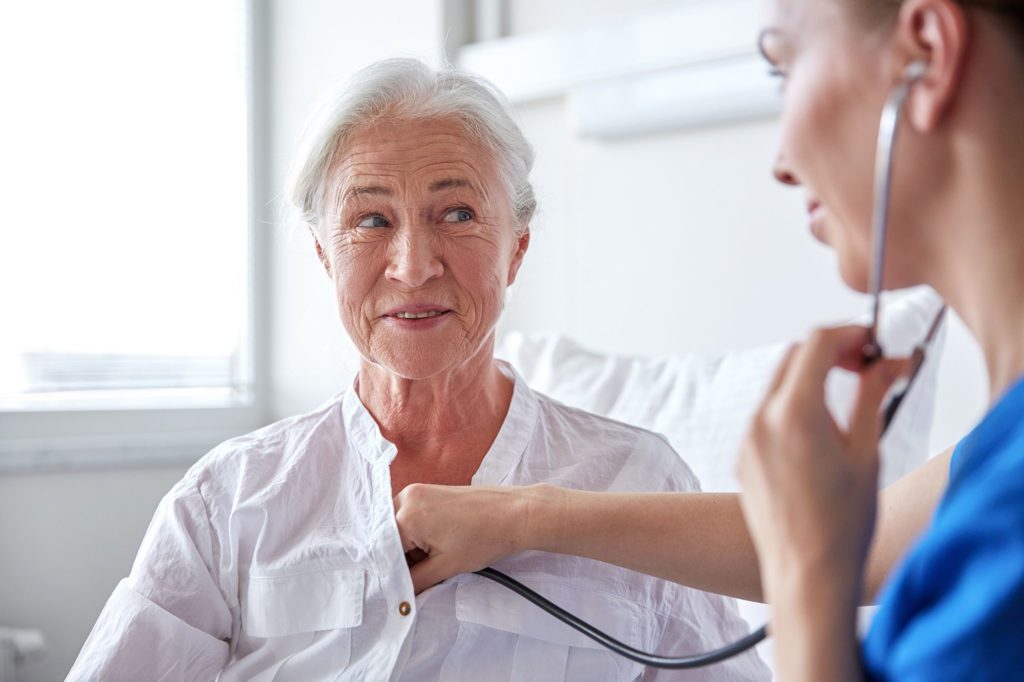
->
[496,286,945,676]
[496,287,944,492]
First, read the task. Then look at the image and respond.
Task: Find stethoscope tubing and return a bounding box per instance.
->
[473,567,769,669]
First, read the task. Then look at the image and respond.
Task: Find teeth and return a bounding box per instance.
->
[395,310,444,319]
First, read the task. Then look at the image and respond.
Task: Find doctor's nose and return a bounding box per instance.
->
[386,227,444,288]
[772,154,800,187]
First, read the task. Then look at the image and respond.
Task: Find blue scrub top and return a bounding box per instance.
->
[862,374,1024,681]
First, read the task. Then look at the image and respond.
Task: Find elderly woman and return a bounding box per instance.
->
[68,59,767,681]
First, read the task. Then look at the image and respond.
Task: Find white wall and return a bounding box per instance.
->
[0,466,188,681]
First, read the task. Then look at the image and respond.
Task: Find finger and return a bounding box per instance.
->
[848,358,912,452]
[393,484,428,553]
[764,342,802,400]
[410,556,459,595]
[782,325,874,401]
[393,507,417,554]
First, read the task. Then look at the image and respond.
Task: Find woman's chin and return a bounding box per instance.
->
[369,348,461,381]
[836,255,872,294]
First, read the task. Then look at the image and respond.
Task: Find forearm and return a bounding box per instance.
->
[526,487,764,602]
[523,447,949,605]
[770,566,865,682]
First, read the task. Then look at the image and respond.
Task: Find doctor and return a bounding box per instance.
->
[394,0,1024,679]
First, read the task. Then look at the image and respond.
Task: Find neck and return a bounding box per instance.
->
[936,244,1024,402]
[926,107,1024,402]
[356,335,514,463]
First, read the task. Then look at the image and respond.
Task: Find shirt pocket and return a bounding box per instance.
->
[234,566,365,681]
[244,566,365,638]
[448,575,659,682]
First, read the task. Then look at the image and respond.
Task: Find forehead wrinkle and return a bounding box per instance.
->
[327,126,504,218]
[333,169,400,211]
[408,157,497,208]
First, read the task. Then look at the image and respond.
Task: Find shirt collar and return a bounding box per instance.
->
[950,372,1024,486]
[342,377,398,466]
[341,361,540,482]
[472,361,540,486]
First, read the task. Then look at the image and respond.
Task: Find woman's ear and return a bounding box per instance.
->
[896,0,970,131]
[311,229,332,277]
[507,228,530,286]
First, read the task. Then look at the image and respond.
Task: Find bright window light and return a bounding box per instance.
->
[0,0,251,408]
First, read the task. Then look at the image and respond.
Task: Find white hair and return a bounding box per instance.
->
[288,58,536,237]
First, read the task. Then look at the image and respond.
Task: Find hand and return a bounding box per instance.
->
[393,483,557,593]
[736,325,910,602]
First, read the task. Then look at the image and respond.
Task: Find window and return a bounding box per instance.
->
[0,0,267,470]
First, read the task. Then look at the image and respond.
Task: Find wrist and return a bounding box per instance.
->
[763,542,866,601]
[772,555,862,603]
[768,565,864,682]
[768,561,862,638]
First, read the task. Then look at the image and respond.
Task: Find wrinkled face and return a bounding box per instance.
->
[762,0,919,291]
[316,117,529,379]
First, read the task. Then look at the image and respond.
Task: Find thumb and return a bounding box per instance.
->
[409,555,459,595]
[848,358,911,452]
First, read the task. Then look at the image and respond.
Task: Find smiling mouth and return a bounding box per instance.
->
[385,307,454,321]
[393,310,448,319]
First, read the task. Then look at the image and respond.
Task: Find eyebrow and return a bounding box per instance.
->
[428,177,475,193]
[342,177,477,202]
[344,184,394,201]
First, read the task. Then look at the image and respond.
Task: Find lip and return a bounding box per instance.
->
[379,303,454,331]
[381,303,452,318]
[807,199,827,243]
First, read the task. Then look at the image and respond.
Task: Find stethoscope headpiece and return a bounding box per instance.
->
[865,59,930,361]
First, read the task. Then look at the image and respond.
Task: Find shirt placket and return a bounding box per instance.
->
[363,450,417,679]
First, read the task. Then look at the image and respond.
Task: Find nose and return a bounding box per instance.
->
[772,153,800,187]
[385,225,444,288]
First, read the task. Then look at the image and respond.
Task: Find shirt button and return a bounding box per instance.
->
[398,601,412,616]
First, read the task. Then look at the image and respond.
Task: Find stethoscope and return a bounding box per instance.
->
[470,60,948,670]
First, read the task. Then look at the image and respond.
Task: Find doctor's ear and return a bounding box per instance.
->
[311,229,332,277]
[894,0,969,132]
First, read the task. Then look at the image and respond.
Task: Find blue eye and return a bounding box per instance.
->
[443,208,473,223]
[356,214,390,228]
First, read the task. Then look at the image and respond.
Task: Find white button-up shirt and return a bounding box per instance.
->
[70,364,768,681]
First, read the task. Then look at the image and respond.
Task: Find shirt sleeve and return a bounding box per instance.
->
[864,472,1024,682]
[67,478,233,681]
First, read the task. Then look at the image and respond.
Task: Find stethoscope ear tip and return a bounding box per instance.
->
[904,60,929,82]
